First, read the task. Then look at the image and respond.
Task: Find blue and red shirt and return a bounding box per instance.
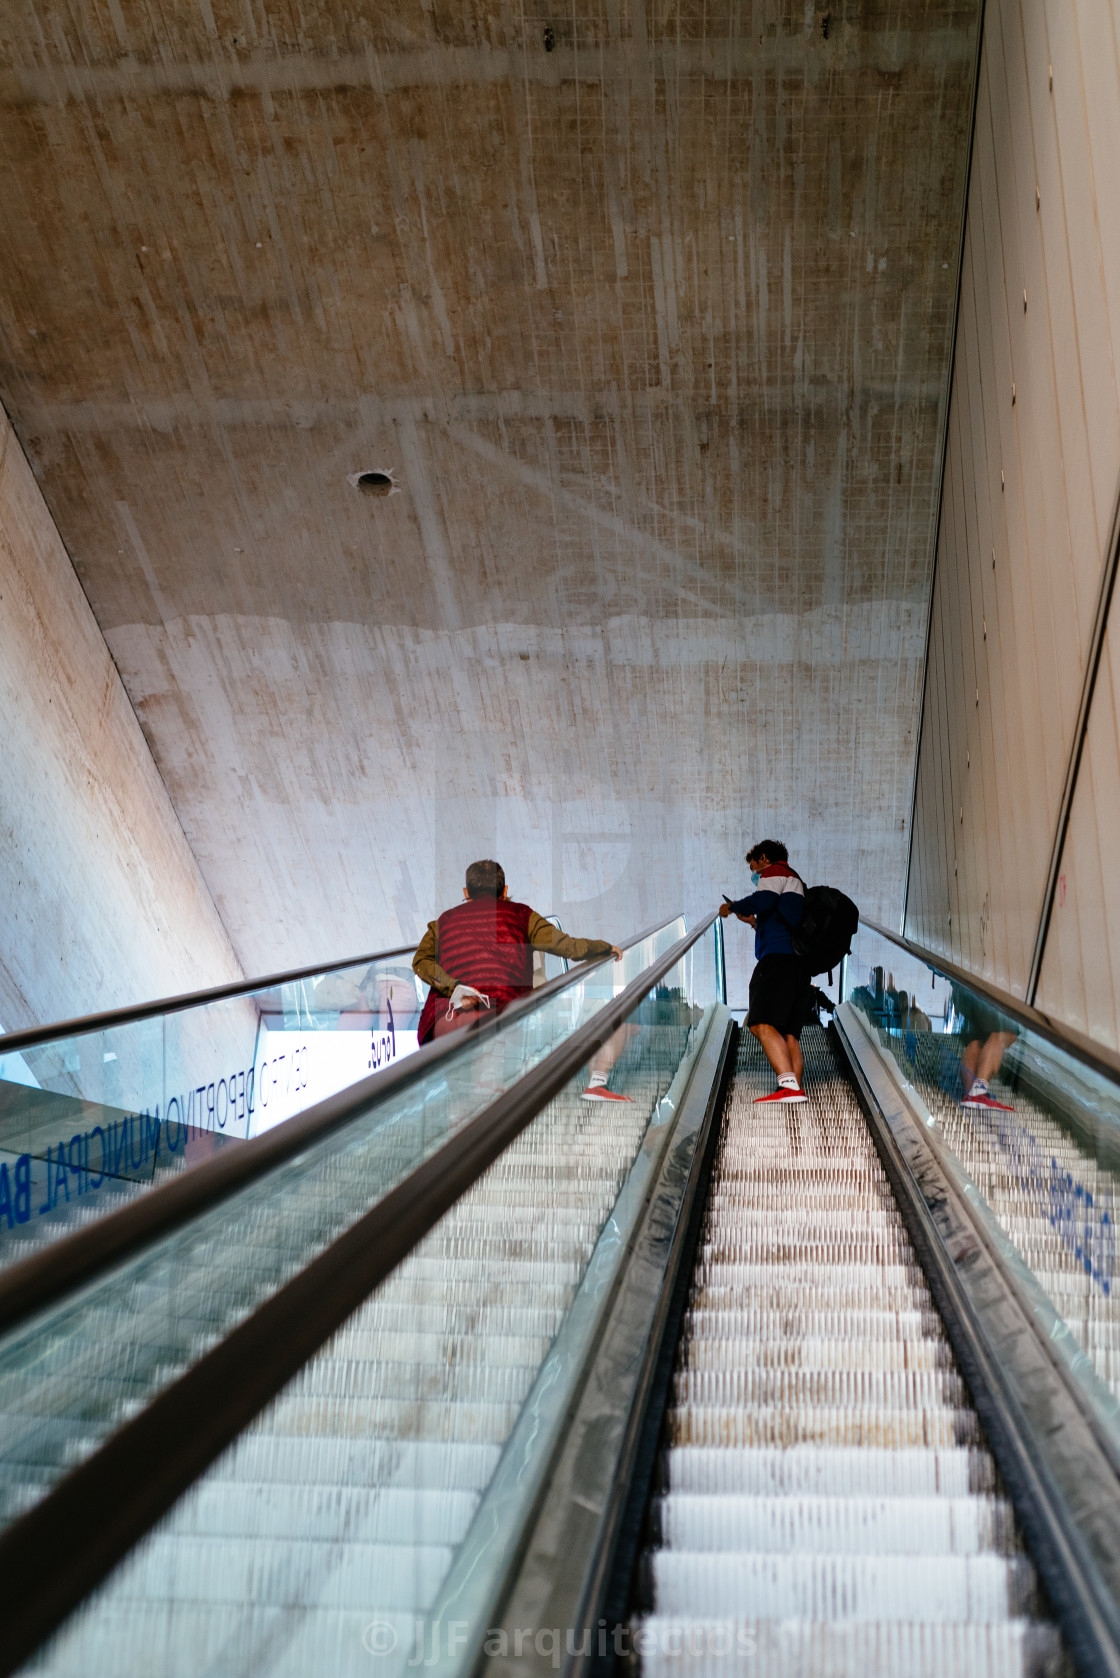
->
[727,863,805,959]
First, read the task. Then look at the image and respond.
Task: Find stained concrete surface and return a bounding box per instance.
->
[0,1,980,1003]
[0,408,241,1029]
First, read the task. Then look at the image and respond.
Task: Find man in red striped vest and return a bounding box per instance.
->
[412,859,632,1101]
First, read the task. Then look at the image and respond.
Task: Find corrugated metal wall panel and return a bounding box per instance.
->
[1036,603,1120,1047]
[906,0,1120,1020]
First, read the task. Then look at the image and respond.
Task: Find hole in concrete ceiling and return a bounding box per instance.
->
[349,469,397,497]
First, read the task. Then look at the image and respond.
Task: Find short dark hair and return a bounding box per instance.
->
[465,859,506,899]
[746,839,789,866]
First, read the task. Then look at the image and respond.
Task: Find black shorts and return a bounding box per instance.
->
[747,954,813,1039]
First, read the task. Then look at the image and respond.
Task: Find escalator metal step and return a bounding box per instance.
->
[649,1491,1019,1554]
[633,1618,1064,1678]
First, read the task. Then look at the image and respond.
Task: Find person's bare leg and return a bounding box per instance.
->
[750,1023,794,1079]
[590,1021,638,1078]
[786,1035,803,1087]
[976,1031,1016,1085]
[960,1039,981,1094]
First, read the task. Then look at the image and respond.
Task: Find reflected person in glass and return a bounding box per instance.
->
[412,859,634,1101]
[950,981,1018,1112]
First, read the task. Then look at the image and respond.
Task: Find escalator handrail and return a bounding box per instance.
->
[860,918,1120,1085]
[0,943,417,1055]
[0,912,718,1678]
[0,916,681,1337]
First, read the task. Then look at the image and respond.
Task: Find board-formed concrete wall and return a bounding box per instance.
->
[0,405,241,1030]
[0,5,980,1002]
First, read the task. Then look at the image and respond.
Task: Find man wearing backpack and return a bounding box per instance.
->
[720,840,812,1104]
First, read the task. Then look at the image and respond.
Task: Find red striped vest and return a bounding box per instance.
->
[417,897,534,1043]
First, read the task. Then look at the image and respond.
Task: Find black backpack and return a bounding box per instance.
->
[792,885,859,979]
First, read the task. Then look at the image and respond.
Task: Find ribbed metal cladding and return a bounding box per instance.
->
[629,1027,1070,1678]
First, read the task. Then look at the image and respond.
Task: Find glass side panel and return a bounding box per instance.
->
[0,919,687,1535]
[0,955,424,1262]
[0,923,682,1269]
[22,924,720,1678]
[841,923,1120,1446]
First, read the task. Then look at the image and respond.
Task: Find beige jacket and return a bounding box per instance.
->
[413,910,613,997]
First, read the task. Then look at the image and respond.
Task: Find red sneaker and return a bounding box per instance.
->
[961,1090,1014,1111]
[753,1087,808,1104]
[582,1085,633,1102]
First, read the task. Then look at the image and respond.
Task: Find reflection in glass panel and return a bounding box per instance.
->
[0,955,426,1269]
[841,925,1120,1422]
[0,924,684,1271]
[0,924,693,1538]
[22,929,720,1678]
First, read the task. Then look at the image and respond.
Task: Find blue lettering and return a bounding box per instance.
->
[0,1164,12,1230]
[68,1133,84,1194]
[238,1070,246,1124]
[246,1067,255,1122]
[166,1098,182,1152]
[206,1083,216,1126]
[38,1146,53,1215]
[217,1078,228,1129]
[55,1141,71,1204]
[1104,1212,1114,1297]
[15,1155,30,1223]
[89,1126,106,1187]
[145,1108,161,1158]
[129,1114,144,1171]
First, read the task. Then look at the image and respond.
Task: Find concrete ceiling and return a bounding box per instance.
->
[0,0,980,995]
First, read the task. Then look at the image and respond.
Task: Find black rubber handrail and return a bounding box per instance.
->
[0,917,676,1337]
[0,943,417,1055]
[0,913,716,1678]
[861,918,1120,1086]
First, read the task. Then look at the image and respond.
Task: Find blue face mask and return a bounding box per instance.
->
[750,871,760,887]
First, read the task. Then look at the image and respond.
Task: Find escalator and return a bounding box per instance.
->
[0,914,1118,1678]
[628,1028,1065,1677]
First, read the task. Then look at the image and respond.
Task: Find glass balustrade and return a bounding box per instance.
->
[0,918,690,1537]
[839,923,1120,1455]
[18,920,721,1678]
[0,953,424,1263]
[0,925,678,1269]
